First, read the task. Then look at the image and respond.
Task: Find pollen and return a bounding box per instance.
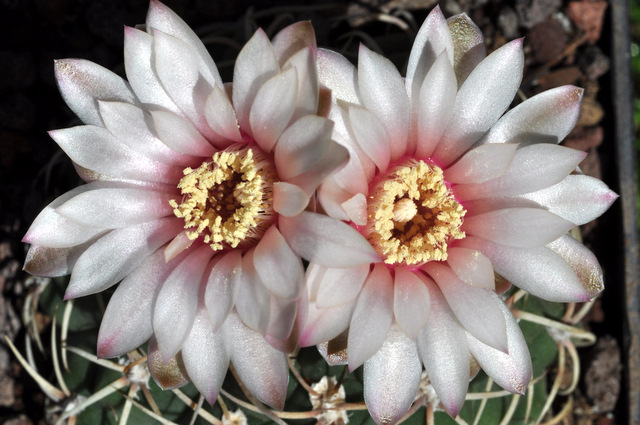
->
[365,160,466,266]
[169,147,276,251]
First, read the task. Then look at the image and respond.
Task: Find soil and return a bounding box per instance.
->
[0,0,625,424]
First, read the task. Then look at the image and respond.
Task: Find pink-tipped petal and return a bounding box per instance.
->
[393,268,431,339]
[444,143,518,184]
[181,308,229,404]
[446,247,495,289]
[417,279,470,417]
[466,298,532,395]
[363,325,422,425]
[254,225,304,300]
[348,264,393,371]
[463,208,575,248]
[224,313,289,410]
[341,193,368,226]
[280,211,380,267]
[358,44,410,161]
[423,262,508,352]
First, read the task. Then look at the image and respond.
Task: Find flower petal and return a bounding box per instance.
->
[182,307,229,404]
[348,264,393,371]
[521,175,618,225]
[463,208,575,248]
[250,68,298,153]
[49,125,183,184]
[205,250,240,333]
[224,313,289,410]
[266,297,298,343]
[547,235,604,297]
[153,244,214,362]
[455,144,587,201]
[54,59,138,127]
[434,39,524,166]
[341,193,368,226]
[447,14,486,86]
[423,262,508,352]
[234,248,271,334]
[55,187,174,228]
[272,21,316,65]
[275,115,333,180]
[233,29,280,134]
[481,86,584,146]
[358,44,410,161]
[446,247,495,289]
[393,268,431,339]
[147,336,189,390]
[65,218,182,299]
[415,50,458,160]
[363,325,422,425]
[204,85,243,143]
[279,211,380,267]
[272,182,309,217]
[254,225,304,300]
[348,106,391,173]
[317,48,359,104]
[417,279,470,417]
[150,109,217,156]
[283,47,319,121]
[461,236,596,302]
[315,263,369,309]
[299,298,356,347]
[466,297,532,394]
[23,243,90,277]
[444,143,518,184]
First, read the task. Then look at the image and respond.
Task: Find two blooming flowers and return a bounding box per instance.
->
[23,1,618,423]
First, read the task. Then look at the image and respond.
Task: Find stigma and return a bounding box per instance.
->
[365,159,466,266]
[170,146,276,251]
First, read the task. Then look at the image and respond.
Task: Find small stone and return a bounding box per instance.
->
[515,0,562,29]
[567,0,608,44]
[585,335,622,413]
[576,98,604,127]
[498,6,520,39]
[578,45,610,80]
[527,20,567,64]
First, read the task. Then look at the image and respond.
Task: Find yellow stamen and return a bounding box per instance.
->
[366,160,466,265]
[170,147,276,251]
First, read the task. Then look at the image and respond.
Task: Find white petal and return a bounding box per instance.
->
[204,85,243,143]
[357,44,410,161]
[481,86,584,146]
[415,51,458,160]
[271,21,316,65]
[55,187,174,228]
[254,226,304,300]
[146,336,189,390]
[275,115,333,180]
[233,29,280,134]
[547,235,604,297]
[447,14,486,86]
[466,298,532,394]
[285,140,348,196]
[282,47,319,122]
[279,212,380,267]
[150,109,216,156]
[153,245,213,361]
[455,144,587,201]
[363,325,422,425]
[266,297,297,342]
[316,264,369,308]
[97,248,183,358]
[521,174,618,225]
[317,177,352,222]
[204,250,240,333]
[340,193,368,226]
[317,48,359,104]
[463,208,575,248]
[417,279,469,417]
[434,39,524,166]
[348,106,391,173]
[182,308,229,404]
[393,268,431,339]
[224,313,289,410]
[234,248,271,334]
[49,125,183,184]
[423,262,507,352]
[98,101,191,165]
[65,218,182,298]
[444,143,518,184]
[460,236,596,302]
[249,68,298,153]
[299,297,356,346]
[146,0,222,88]
[272,182,309,217]
[23,243,90,278]
[348,264,393,370]
[54,59,137,127]
[123,27,180,114]
[446,247,495,289]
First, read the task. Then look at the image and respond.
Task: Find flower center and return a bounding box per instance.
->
[365,159,466,266]
[170,146,276,251]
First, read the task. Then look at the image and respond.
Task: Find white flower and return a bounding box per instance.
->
[290,6,618,424]
[23,0,349,408]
